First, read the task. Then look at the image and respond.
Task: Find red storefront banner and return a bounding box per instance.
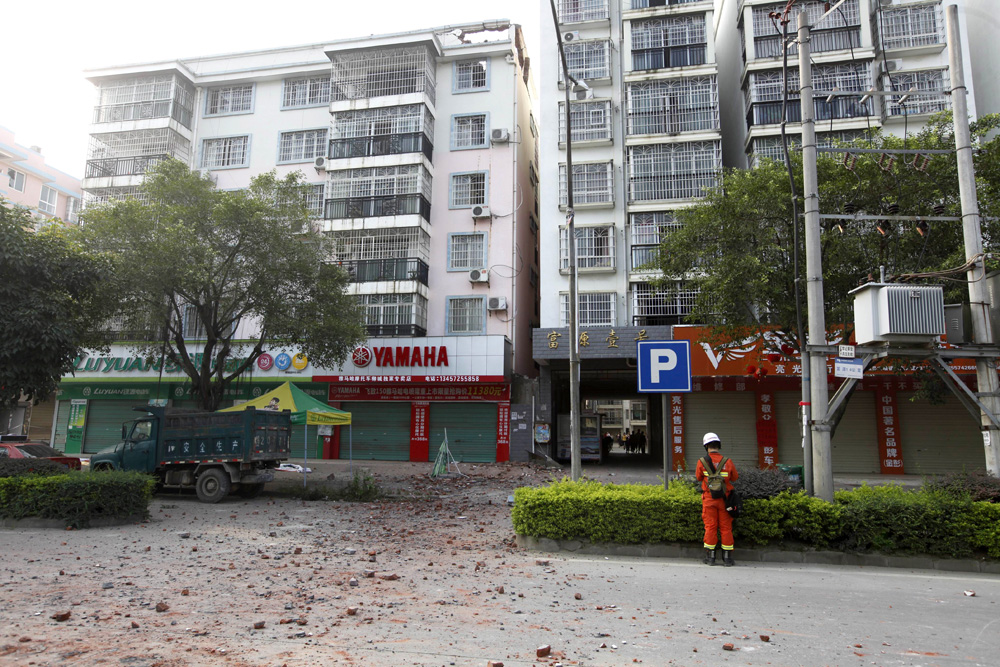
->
[756,391,778,468]
[669,394,686,473]
[874,385,905,474]
[496,403,510,462]
[410,402,429,461]
[328,384,510,402]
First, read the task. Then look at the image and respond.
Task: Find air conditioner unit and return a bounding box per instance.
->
[490,128,510,144]
[851,283,946,344]
[469,268,490,283]
[563,31,580,43]
[487,296,508,311]
[573,87,595,101]
[314,156,330,171]
[471,204,491,219]
[883,59,903,73]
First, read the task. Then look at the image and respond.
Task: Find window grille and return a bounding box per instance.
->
[331,104,433,142]
[886,69,948,116]
[331,45,437,105]
[454,59,488,91]
[202,136,249,169]
[279,129,328,162]
[450,172,487,207]
[329,227,430,262]
[631,281,698,325]
[744,64,873,126]
[629,0,704,8]
[359,293,427,330]
[448,232,487,270]
[88,129,190,161]
[560,292,616,327]
[559,41,611,82]
[7,168,25,192]
[748,130,867,166]
[631,15,707,70]
[448,297,485,333]
[878,2,942,50]
[627,141,721,201]
[558,161,614,206]
[38,186,58,215]
[559,225,615,269]
[283,75,332,107]
[205,84,254,115]
[94,74,195,127]
[558,100,613,142]
[452,114,487,148]
[83,187,147,207]
[630,211,679,268]
[557,0,609,23]
[328,164,432,200]
[752,1,861,57]
[303,184,325,219]
[626,76,718,134]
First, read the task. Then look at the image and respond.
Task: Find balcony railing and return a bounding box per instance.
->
[627,107,718,135]
[92,100,192,128]
[328,132,433,161]
[338,258,429,285]
[631,44,707,71]
[84,154,169,179]
[364,323,427,338]
[746,96,873,127]
[754,27,860,59]
[629,0,706,8]
[323,194,431,221]
[631,245,660,269]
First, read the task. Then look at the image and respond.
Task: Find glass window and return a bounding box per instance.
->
[454,59,489,92]
[560,292,616,326]
[448,296,485,334]
[451,114,487,149]
[205,84,254,116]
[282,76,332,108]
[450,172,488,208]
[39,186,58,215]
[448,233,487,270]
[202,136,249,169]
[7,168,25,192]
[278,129,328,163]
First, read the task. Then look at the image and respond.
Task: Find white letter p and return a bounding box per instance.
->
[650,349,678,383]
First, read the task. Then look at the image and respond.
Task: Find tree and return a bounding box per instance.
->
[0,202,111,407]
[653,112,1000,351]
[79,160,366,411]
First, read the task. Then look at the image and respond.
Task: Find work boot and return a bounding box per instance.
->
[722,550,735,567]
[703,548,716,566]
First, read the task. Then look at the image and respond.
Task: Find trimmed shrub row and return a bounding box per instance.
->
[511,480,1000,559]
[0,471,155,528]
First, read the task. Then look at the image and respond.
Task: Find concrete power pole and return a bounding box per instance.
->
[798,12,835,501]
[947,5,1000,476]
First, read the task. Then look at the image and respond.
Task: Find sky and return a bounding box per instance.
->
[1,0,543,179]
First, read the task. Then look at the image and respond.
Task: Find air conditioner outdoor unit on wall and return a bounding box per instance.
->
[563,31,580,43]
[883,59,902,73]
[314,156,329,171]
[491,128,510,144]
[851,283,946,344]
[573,87,595,101]
[471,204,491,219]
[469,268,489,283]
[487,296,508,311]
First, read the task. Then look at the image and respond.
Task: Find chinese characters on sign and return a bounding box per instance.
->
[410,402,429,461]
[756,391,778,468]
[606,329,619,348]
[875,385,905,474]
[547,331,562,349]
[670,394,686,472]
[496,403,511,462]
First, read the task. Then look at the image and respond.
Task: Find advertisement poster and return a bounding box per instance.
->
[65,399,88,453]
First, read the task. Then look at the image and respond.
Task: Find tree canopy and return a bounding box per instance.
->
[0,203,111,407]
[653,112,1000,348]
[78,160,366,411]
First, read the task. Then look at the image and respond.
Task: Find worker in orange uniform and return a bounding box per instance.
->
[695,432,738,566]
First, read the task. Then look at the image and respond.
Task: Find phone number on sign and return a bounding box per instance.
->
[425,376,480,382]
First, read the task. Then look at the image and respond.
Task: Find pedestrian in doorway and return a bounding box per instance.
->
[634,430,646,455]
[695,432,738,566]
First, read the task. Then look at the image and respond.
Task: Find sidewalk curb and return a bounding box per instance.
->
[0,514,147,530]
[515,535,1000,574]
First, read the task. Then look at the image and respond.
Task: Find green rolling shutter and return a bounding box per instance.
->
[341,402,411,461]
[289,424,323,460]
[83,401,148,453]
[428,403,497,463]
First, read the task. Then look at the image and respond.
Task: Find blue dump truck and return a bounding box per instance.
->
[89,406,291,503]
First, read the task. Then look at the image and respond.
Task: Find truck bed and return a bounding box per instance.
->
[159,409,291,465]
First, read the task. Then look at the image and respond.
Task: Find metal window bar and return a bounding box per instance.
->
[450,173,486,207]
[629,0,705,8]
[88,129,190,160]
[748,130,868,167]
[358,293,428,330]
[558,162,614,206]
[630,281,698,325]
[878,2,943,51]
[559,226,615,269]
[331,105,433,142]
[559,40,612,82]
[328,165,432,200]
[85,154,169,179]
[560,292,616,327]
[752,1,860,58]
[450,233,486,269]
[629,211,679,268]
[202,136,249,169]
[338,258,430,284]
[449,297,484,333]
[453,114,487,147]
[83,187,148,208]
[454,59,488,91]
[627,141,721,201]
[328,227,430,262]
[558,100,613,142]
[558,0,609,23]
[283,75,332,107]
[330,45,437,105]
[626,76,719,134]
[885,69,949,116]
[303,184,326,219]
[93,74,195,127]
[744,64,873,126]
[630,15,708,71]
[279,130,328,162]
[206,85,254,115]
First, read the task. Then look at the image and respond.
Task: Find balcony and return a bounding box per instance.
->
[629,0,707,8]
[328,132,433,161]
[84,154,168,179]
[92,100,192,128]
[631,44,707,71]
[323,194,431,221]
[753,26,860,59]
[746,96,873,128]
[339,258,429,285]
[365,323,427,338]
[631,245,660,270]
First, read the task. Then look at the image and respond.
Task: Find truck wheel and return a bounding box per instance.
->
[237,482,266,499]
[195,469,231,503]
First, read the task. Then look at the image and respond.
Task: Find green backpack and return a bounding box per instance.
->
[701,456,730,499]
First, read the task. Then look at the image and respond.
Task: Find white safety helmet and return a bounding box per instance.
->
[702,432,722,448]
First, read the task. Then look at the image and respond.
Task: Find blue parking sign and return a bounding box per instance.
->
[637,340,692,393]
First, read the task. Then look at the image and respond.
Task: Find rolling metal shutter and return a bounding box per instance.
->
[289,424,323,460]
[897,392,984,474]
[341,402,411,461]
[27,398,57,443]
[429,403,497,463]
[53,400,71,449]
[83,401,148,453]
[829,392,879,474]
[775,391,805,466]
[683,393,756,472]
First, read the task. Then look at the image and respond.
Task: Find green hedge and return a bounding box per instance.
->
[0,471,155,528]
[511,480,1000,559]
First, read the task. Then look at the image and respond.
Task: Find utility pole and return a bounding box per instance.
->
[798,12,834,501]
[947,5,1000,476]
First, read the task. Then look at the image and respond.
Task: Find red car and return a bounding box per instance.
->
[0,438,82,470]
